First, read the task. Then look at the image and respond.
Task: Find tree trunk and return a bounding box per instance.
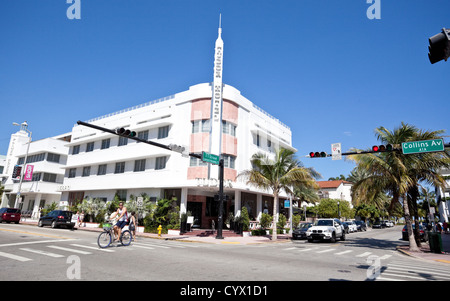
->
[272,192,278,240]
[403,195,420,252]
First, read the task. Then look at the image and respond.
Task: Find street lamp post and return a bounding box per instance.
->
[13,121,32,208]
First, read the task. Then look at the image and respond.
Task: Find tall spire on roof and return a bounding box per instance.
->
[209,14,224,179]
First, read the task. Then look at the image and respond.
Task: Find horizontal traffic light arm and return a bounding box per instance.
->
[307,143,450,158]
[76,121,202,159]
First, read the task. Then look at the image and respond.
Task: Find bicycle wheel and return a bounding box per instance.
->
[120,230,132,246]
[98,231,112,248]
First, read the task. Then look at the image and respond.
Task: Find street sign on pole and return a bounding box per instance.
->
[202,152,220,165]
[331,143,342,160]
[401,139,444,155]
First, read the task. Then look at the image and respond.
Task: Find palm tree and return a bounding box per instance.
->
[237,148,321,240]
[348,123,450,252]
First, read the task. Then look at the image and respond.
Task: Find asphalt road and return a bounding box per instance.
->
[1,223,449,288]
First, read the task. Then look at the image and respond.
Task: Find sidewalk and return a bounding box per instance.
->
[396,231,450,264]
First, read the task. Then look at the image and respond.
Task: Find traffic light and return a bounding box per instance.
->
[428,28,450,64]
[372,144,393,152]
[115,127,136,138]
[309,151,327,158]
[12,165,22,179]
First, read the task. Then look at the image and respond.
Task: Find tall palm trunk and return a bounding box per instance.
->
[403,194,420,252]
[272,192,279,240]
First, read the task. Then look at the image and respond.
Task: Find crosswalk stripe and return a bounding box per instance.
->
[0,251,32,262]
[316,248,336,253]
[48,245,92,255]
[356,252,372,257]
[70,244,115,252]
[133,242,170,249]
[335,250,353,255]
[132,244,155,250]
[20,248,65,258]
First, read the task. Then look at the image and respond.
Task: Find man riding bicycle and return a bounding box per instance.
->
[113,202,128,241]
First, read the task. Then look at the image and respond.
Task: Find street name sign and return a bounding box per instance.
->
[402,139,444,154]
[202,152,220,165]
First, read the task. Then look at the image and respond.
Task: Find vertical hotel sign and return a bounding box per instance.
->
[209,17,224,178]
[23,164,34,181]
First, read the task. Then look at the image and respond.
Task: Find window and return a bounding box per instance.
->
[47,153,60,163]
[118,136,128,146]
[115,162,125,174]
[43,173,57,183]
[68,168,76,178]
[32,172,41,181]
[134,159,146,172]
[222,121,237,137]
[86,142,94,152]
[190,154,207,167]
[101,139,110,149]
[72,145,80,155]
[82,166,91,177]
[97,164,107,175]
[138,130,149,141]
[222,155,236,169]
[192,120,210,133]
[158,126,169,139]
[155,157,167,170]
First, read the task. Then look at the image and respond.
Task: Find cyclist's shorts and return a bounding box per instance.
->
[116,220,127,229]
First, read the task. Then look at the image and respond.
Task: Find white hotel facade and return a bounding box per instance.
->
[1,24,295,228]
[60,82,294,228]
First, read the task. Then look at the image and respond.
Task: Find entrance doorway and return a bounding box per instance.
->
[187,202,202,228]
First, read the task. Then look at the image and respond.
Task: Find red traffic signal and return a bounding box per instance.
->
[309,151,327,158]
[372,144,393,152]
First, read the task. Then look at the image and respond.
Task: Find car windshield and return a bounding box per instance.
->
[298,223,311,229]
[316,220,333,226]
[6,208,20,213]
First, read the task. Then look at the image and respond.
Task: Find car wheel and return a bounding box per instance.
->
[330,232,336,243]
[341,232,346,241]
[51,221,57,229]
[38,220,44,227]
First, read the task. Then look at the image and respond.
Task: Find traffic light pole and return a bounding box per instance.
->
[216,159,225,239]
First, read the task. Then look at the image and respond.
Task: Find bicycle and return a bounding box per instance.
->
[97,219,132,248]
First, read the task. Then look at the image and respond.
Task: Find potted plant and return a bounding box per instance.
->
[241,207,251,237]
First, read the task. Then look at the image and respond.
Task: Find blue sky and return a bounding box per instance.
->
[1,0,449,181]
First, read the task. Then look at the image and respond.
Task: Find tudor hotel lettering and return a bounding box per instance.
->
[213,46,223,122]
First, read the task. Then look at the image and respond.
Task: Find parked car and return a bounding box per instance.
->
[354,220,367,231]
[341,222,349,234]
[345,221,358,232]
[383,220,394,227]
[306,218,345,243]
[292,222,313,240]
[38,210,75,229]
[0,208,21,224]
[372,220,385,229]
[402,224,428,242]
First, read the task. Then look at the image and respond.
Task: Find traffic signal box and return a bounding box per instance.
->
[428,28,450,64]
[371,144,393,152]
[309,151,327,158]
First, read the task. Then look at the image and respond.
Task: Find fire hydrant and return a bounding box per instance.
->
[157,225,162,237]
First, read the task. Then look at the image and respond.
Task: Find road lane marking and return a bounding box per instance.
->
[20,248,65,258]
[335,250,353,255]
[356,252,372,257]
[48,245,92,255]
[0,239,77,248]
[70,243,115,252]
[0,251,32,262]
[316,248,336,253]
[0,227,72,239]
